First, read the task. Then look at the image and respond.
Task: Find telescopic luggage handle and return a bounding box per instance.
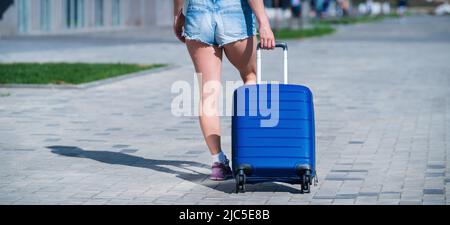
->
[256,42,288,84]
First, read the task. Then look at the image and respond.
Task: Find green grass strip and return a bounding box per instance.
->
[274,25,336,40]
[0,63,166,85]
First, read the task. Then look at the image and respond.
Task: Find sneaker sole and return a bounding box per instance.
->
[209,174,233,181]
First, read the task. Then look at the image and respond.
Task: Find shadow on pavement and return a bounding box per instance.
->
[47,145,302,194]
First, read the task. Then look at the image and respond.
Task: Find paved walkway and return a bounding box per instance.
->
[0,16,449,205]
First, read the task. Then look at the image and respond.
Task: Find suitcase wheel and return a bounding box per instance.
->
[300,170,311,194]
[235,170,246,193]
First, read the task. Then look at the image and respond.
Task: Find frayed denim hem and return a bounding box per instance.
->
[183,34,257,48]
[219,34,257,48]
[184,35,215,47]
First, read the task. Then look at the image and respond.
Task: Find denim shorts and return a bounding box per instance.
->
[182,0,257,47]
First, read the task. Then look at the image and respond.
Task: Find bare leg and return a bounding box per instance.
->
[186,40,223,155]
[223,36,257,85]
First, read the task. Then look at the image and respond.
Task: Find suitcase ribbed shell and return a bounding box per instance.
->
[232,84,316,184]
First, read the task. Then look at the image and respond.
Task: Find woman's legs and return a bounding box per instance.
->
[186,40,232,180]
[186,40,224,156]
[223,36,258,85]
[185,37,257,179]
[186,36,256,155]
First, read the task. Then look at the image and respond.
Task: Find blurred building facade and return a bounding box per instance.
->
[0,0,173,36]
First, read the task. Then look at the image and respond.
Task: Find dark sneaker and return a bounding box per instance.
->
[210,159,232,181]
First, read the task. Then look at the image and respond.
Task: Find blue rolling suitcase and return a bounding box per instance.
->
[232,42,317,193]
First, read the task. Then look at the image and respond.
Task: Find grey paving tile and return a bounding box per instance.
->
[423,189,445,195]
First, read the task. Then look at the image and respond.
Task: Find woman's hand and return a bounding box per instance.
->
[246,0,275,49]
[173,9,186,43]
[258,22,275,49]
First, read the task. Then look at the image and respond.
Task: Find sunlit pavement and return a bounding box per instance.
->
[0,15,449,205]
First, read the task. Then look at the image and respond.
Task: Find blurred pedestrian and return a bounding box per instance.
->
[272,0,291,30]
[289,0,303,29]
[309,0,317,17]
[397,0,408,16]
[313,0,330,18]
[338,0,350,17]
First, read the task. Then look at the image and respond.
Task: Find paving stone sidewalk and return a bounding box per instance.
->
[0,15,449,205]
